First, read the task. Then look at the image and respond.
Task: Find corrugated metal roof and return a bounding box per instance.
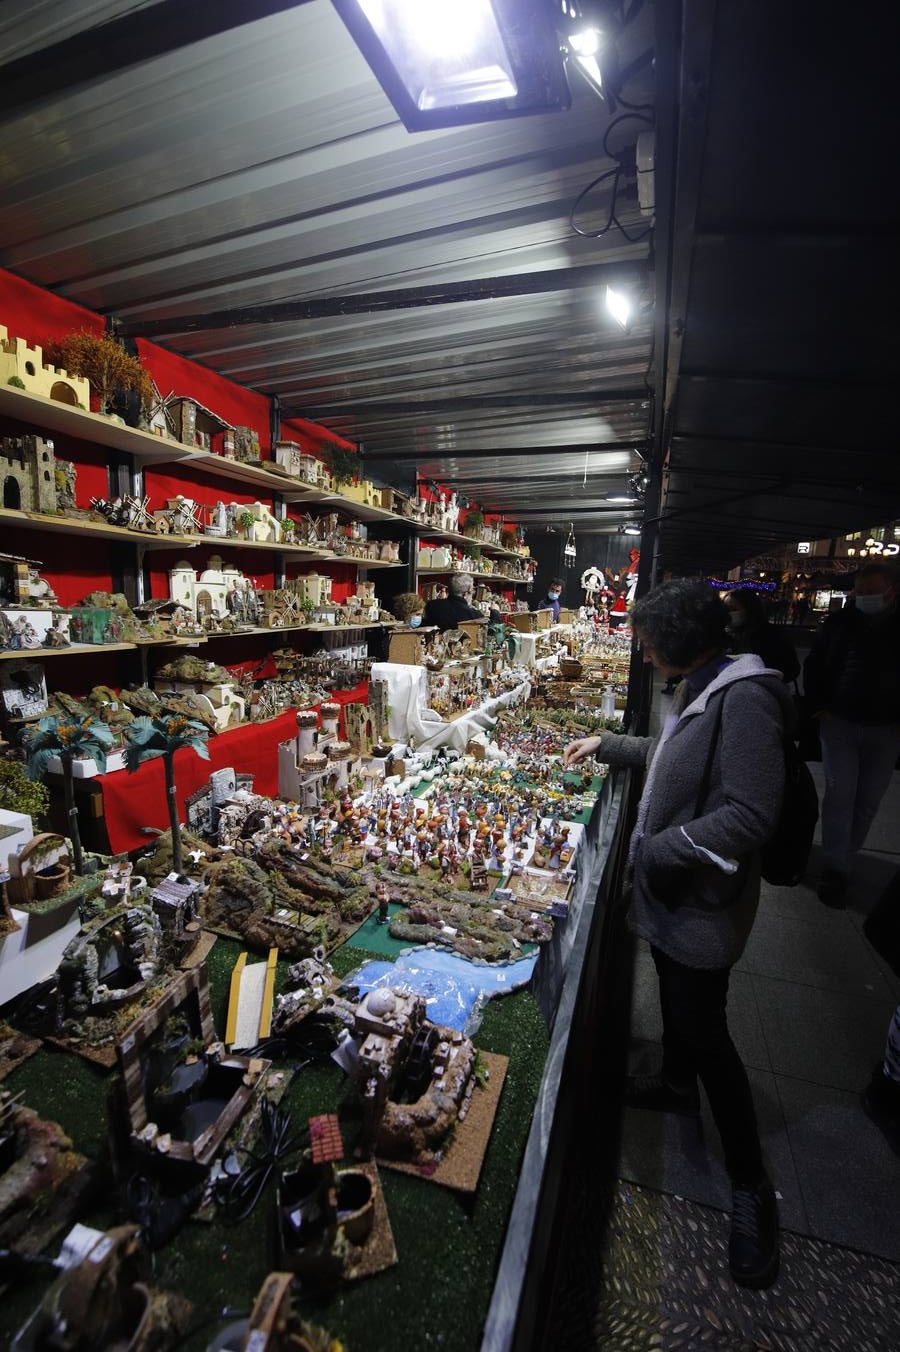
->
[0,0,654,532]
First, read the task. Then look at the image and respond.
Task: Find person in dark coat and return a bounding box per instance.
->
[535,577,564,621]
[803,560,900,905]
[724,589,800,683]
[423,573,484,631]
[563,580,790,1290]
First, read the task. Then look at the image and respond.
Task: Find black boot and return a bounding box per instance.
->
[623,1073,701,1117]
[729,1178,779,1288]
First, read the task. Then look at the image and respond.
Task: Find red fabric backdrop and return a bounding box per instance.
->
[279,416,357,459]
[136,338,273,455]
[100,682,368,853]
[0,269,103,346]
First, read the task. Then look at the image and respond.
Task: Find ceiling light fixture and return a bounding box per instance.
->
[332,0,571,131]
[605,493,637,504]
[620,523,642,536]
[565,12,605,97]
[605,284,633,330]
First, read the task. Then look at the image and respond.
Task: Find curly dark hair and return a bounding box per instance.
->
[632,580,730,669]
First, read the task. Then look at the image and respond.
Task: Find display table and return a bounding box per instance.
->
[371,661,530,751]
[85,682,369,854]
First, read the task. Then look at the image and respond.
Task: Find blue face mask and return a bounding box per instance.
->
[548,590,561,600]
[409,614,423,628]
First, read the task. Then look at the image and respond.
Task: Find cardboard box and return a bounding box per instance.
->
[505,611,538,633]
[388,627,437,664]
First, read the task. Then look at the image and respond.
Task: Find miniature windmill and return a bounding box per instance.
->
[146,382,178,438]
[124,494,156,532]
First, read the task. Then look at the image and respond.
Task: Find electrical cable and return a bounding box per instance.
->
[570,110,654,242]
[213,1097,304,1225]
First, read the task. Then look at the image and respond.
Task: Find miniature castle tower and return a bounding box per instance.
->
[319,701,341,743]
[298,751,328,810]
[278,710,320,801]
[344,703,372,758]
[1,435,58,513]
[327,741,352,791]
[0,327,90,407]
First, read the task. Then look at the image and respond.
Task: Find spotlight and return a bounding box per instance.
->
[627,470,649,500]
[566,17,605,96]
[605,284,634,331]
[332,0,571,132]
[618,522,642,536]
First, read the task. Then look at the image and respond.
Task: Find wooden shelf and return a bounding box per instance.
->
[0,507,204,551]
[0,641,137,661]
[0,384,203,465]
[0,510,405,562]
[418,567,532,584]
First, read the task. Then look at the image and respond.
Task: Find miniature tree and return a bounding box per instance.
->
[22,715,114,876]
[123,714,210,874]
[238,508,256,540]
[463,508,485,538]
[45,330,155,416]
[327,445,359,488]
[0,752,50,821]
[281,516,296,542]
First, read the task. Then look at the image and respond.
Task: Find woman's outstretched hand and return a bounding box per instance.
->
[561,735,603,768]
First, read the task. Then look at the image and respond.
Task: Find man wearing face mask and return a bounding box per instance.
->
[423,573,488,631]
[803,561,900,906]
[537,578,564,622]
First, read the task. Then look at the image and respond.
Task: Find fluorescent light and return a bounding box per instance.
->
[605,285,632,330]
[333,0,570,131]
[623,524,642,536]
[606,494,637,504]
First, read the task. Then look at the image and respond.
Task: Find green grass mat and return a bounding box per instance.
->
[342,902,411,956]
[0,934,549,1351]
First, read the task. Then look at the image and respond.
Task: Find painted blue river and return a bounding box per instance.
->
[342,947,537,1034]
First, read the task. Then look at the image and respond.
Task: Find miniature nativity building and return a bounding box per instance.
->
[351,988,476,1163]
[0,326,90,409]
[113,964,271,1169]
[278,706,352,804]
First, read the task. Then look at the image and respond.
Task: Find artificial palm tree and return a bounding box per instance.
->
[123,714,210,874]
[23,714,114,876]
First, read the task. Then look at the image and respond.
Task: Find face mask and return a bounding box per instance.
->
[728,613,746,628]
[409,614,422,628]
[855,593,889,616]
[548,591,561,600]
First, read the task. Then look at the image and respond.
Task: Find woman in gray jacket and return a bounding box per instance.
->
[564,580,791,1289]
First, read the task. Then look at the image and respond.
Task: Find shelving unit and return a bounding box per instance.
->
[0,382,415,713]
[0,383,202,464]
[418,567,532,585]
[0,641,137,662]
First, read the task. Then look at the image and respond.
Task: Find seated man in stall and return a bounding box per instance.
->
[424,573,488,631]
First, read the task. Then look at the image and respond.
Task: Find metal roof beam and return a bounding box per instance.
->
[284,389,646,417]
[0,1,314,119]
[118,262,649,338]
[362,439,647,462]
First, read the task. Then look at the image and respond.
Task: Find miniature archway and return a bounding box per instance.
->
[3,476,21,509]
[49,380,80,406]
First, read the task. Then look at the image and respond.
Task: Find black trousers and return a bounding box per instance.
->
[651,944,764,1184]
